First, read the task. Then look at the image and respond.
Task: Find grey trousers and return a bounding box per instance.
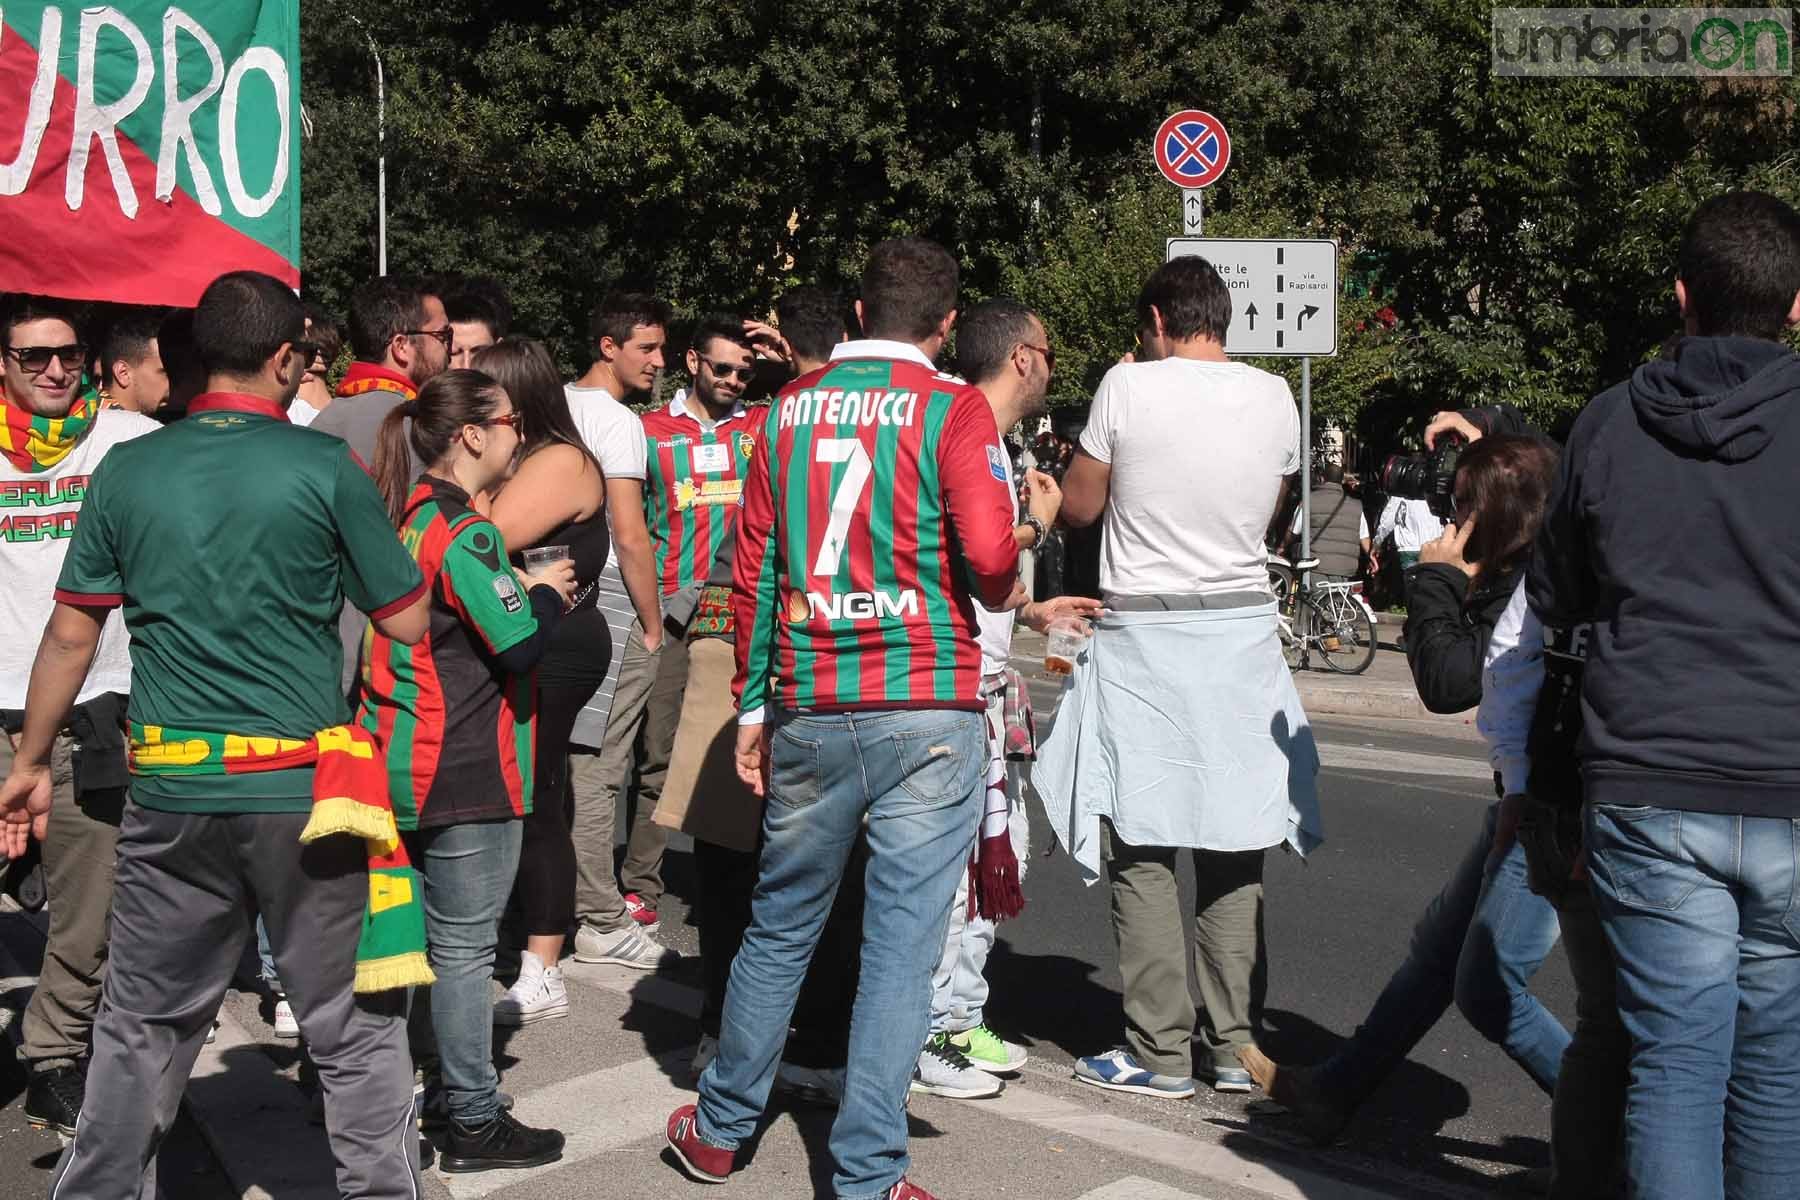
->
[1102,819,1268,1077]
[50,803,419,1200]
[572,623,684,925]
[3,733,123,1069]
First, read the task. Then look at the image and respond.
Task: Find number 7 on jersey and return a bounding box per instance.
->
[811,438,872,578]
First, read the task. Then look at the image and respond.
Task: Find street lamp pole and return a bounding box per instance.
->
[347,16,387,277]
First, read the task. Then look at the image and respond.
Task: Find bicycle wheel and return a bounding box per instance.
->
[1277,587,1305,671]
[1315,590,1377,675]
[1267,562,1296,613]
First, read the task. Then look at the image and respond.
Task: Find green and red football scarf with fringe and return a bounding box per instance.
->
[128,721,434,993]
[0,387,99,473]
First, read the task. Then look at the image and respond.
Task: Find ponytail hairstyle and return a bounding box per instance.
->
[472,338,601,476]
[1449,433,1561,593]
[371,367,507,525]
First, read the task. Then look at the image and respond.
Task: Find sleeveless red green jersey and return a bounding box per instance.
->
[642,394,762,596]
[732,345,1019,717]
[357,477,538,830]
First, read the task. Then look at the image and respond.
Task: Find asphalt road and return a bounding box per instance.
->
[0,649,1563,1198]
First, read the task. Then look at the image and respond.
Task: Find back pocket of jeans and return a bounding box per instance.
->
[1593,805,1697,911]
[891,722,979,808]
[769,726,822,811]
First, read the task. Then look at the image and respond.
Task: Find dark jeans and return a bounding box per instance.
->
[516,680,590,936]
[692,834,866,1069]
[1520,797,1628,1200]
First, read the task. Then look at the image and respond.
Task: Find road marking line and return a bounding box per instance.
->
[559,958,703,1017]
[1078,1178,1215,1200]
[437,1051,693,1200]
[984,1086,1402,1200]
[1317,744,1491,781]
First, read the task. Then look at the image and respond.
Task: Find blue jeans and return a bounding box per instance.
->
[407,819,523,1127]
[256,915,280,990]
[697,709,985,1200]
[1586,803,1800,1200]
[1318,802,1567,1104]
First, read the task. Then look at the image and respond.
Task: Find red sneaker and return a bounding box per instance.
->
[886,1180,939,1200]
[623,892,660,930]
[666,1104,734,1184]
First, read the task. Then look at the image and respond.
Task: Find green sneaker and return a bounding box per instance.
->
[948,1024,1028,1074]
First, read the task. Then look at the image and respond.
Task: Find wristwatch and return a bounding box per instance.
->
[1021,514,1048,550]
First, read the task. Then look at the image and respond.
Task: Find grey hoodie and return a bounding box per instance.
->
[1528,335,1800,816]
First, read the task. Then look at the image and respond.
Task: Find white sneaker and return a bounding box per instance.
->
[572,923,679,970]
[910,1033,1003,1099]
[775,1061,845,1107]
[691,1034,718,1076]
[273,997,299,1039]
[493,951,569,1026]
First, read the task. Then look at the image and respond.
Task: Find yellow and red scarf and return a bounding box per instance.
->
[128,721,434,994]
[0,387,100,473]
[335,361,417,401]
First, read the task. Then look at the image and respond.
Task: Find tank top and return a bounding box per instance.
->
[517,502,612,687]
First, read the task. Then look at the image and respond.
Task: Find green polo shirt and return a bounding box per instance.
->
[56,392,425,813]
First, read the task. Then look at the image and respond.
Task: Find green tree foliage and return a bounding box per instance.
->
[297,0,1800,438]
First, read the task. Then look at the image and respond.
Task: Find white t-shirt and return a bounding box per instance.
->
[287,395,321,428]
[1,406,161,707]
[1079,358,1299,597]
[975,452,1020,679]
[565,384,647,481]
[1375,497,1445,552]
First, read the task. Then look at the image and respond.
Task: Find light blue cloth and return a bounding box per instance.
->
[1036,603,1323,885]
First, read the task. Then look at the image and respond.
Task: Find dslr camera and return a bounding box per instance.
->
[1377,441,1461,521]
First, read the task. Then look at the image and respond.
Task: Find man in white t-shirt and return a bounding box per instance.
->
[563,293,685,970]
[0,296,158,1137]
[1054,255,1313,1100]
[1374,494,1445,570]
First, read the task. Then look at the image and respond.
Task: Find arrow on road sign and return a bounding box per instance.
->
[1182,189,1203,234]
[1245,303,1258,330]
[1297,304,1321,330]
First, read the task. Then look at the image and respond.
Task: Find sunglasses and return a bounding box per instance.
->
[1020,342,1056,372]
[700,357,756,382]
[289,341,320,365]
[4,344,89,374]
[483,411,522,429]
[405,327,454,350]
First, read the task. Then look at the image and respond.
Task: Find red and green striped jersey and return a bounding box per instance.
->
[357,477,538,830]
[732,343,1019,718]
[642,393,762,596]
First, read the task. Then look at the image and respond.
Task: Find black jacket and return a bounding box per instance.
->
[1402,561,1521,714]
[1529,335,1800,817]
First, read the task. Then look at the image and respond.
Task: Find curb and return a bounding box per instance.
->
[1294,676,1436,721]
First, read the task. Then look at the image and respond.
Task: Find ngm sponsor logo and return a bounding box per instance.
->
[786,588,920,623]
[1493,8,1792,76]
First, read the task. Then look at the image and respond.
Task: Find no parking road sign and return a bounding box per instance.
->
[1153,110,1231,190]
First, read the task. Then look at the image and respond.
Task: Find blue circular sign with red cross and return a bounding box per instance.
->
[1153,110,1231,189]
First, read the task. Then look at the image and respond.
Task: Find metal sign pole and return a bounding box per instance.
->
[1300,356,1312,563]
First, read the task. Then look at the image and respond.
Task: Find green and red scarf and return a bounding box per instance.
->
[0,387,100,473]
[128,721,434,993]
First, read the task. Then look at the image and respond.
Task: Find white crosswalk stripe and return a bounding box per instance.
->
[1077,1180,1215,1200]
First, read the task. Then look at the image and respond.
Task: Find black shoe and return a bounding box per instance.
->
[438,1109,565,1173]
[24,1064,85,1136]
[419,1083,515,1137]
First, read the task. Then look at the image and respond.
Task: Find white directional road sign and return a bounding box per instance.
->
[1165,237,1337,357]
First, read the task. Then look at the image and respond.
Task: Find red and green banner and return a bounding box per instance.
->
[0,2,299,306]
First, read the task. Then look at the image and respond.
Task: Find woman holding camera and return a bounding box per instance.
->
[1253,433,1569,1143]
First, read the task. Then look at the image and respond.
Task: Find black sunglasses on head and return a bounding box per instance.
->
[4,344,89,374]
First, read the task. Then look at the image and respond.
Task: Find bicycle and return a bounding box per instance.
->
[1268,555,1378,675]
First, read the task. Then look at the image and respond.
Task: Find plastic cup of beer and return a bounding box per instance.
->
[1045,617,1087,677]
[522,544,570,571]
